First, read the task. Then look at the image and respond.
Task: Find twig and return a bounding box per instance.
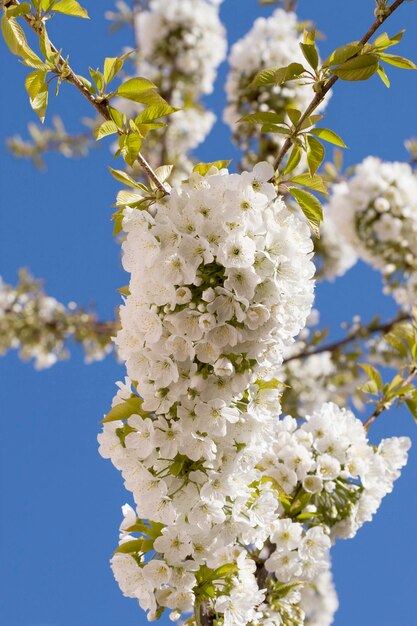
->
[282,313,411,364]
[363,366,417,430]
[5,0,168,195]
[273,0,407,171]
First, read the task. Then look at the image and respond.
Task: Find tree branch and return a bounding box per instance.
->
[6,0,168,195]
[273,0,407,171]
[282,312,411,364]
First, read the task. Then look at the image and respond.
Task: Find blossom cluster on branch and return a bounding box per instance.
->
[98,164,410,625]
[224,8,328,170]
[130,0,227,180]
[325,157,417,308]
[0,271,114,368]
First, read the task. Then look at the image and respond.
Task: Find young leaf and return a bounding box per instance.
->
[30,83,49,122]
[135,103,178,123]
[359,364,383,390]
[377,65,391,87]
[286,108,302,125]
[250,62,305,88]
[94,120,118,140]
[101,396,147,423]
[5,2,31,17]
[238,111,286,125]
[1,15,44,66]
[52,0,89,18]
[306,135,325,175]
[89,68,104,92]
[108,168,148,190]
[378,53,417,70]
[283,144,302,176]
[116,77,158,102]
[332,54,379,81]
[374,30,404,50]
[290,174,328,196]
[123,133,143,167]
[322,42,362,68]
[25,69,47,100]
[310,128,347,148]
[103,57,124,84]
[288,187,323,237]
[300,43,319,70]
[193,160,232,175]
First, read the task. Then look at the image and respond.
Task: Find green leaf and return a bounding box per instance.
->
[310,128,347,148]
[299,114,324,131]
[286,108,302,126]
[109,167,148,190]
[377,64,391,87]
[378,53,417,70]
[300,42,319,70]
[76,73,96,94]
[30,83,48,122]
[374,30,404,50]
[283,144,302,176]
[52,0,89,18]
[114,189,145,208]
[94,120,119,140]
[154,165,173,184]
[103,56,124,84]
[123,133,143,167]
[290,174,328,196]
[5,2,31,17]
[101,396,148,423]
[193,160,232,175]
[114,538,153,554]
[238,111,285,125]
[306,135,325,175]
[89,68,104,92]
[332,54,379,81]
[322,42,362,68]
[135,103,178,123]
[250,62,305,88]
[108,106,124,127]
[1,15,44,66]
[116,77,158,102]
[25,69,47,100]
[261,123,291,135]
[405,397,417,423]
[288,187,323,237]
[359,364,383,390]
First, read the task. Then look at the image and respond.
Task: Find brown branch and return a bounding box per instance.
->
[363,366,417,431]
[273,0,407,171]
[283,313,411,364]
[5,0,168,195]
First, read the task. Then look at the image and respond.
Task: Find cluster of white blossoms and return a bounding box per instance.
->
[135,0,227,97]
[223,9,327,167]
[131,0,226,180]
[98,162,410,625]
[0,273,112,368]
[328,157,417,307]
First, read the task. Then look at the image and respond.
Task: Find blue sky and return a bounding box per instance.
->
[0,1,416,625]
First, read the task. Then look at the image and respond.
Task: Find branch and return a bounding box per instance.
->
[282,312,411,364]
[363,366,417,430]
[6,0,168,195]
[273,0,407,171]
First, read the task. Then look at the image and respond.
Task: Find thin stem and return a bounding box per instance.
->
[6,0,168,195]
[282,312,411,364]
[273,0,407,171]
[363,366,417,430]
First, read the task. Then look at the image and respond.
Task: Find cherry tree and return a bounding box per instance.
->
[2,1,417,624]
